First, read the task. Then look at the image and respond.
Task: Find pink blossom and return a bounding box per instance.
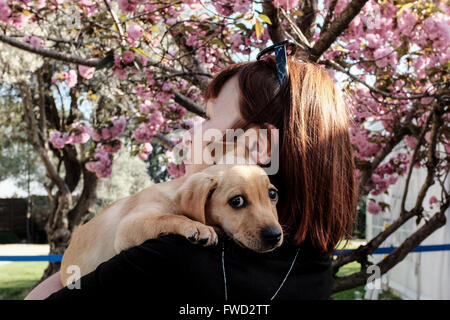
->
[162,81,172,91]
[414,55,431,79]
[373,47,391,68]
[117,0,138,13]
[113,67,128,80]
[121,51,135,65]
[186,34,198,47]
[365,33,381,49]
[78,65,95,79]
[136,87,153,99]
[229,33,242,52]
[429,196,438,208]
[211,0,233,16]
[142,142,153,154]
[114,52,121,68]
[133,123,156,142]
[138,153,149,161]
[234,0,252,13]
[139,100,154,113]
[87,126,102,142]
[29,36,42,48]
[110,117,126,138]
[101,127,112,140]
[11,14,30,28]
[68,122,91,144]
[139,54,148,67]
[35,0,46,9]
[404,135,418,150]
[367,200,381,215]
[101,141,122,154]
[398,9,416,36]
[149,110,164,127]
[49,131,66,149]
[67,70,78,88]
[127,22,143,41]
[167,161,186,179]
[85,149,112,178]
[0,1,11,22]
[166,18,177,25]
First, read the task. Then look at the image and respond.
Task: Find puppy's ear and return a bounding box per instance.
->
[174,172,218,224]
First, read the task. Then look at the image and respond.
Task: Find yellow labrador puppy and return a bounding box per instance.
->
[60,142,283,286]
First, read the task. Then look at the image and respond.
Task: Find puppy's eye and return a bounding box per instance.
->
[228,195,246,209]
[268,189,278,201]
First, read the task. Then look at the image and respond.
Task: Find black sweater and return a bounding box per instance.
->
[46,234,333,301]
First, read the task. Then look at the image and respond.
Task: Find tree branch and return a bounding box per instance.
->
[19,82,70,195]
[68,167,98,230]
[262,0,286,44]
[154,132,175,149]
[173,91,206,118]
[333,106,445,272]
[400,113,432,213]
[0,33,101,67]
[103,0,126,45]
[325,60,431,100]
[357,107,417,198]
[332,200,448,293]
[295,0,318,43]
[311,0,369,62]
[322,0,338,33]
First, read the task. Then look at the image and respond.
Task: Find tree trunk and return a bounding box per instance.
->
[40,190,72,281]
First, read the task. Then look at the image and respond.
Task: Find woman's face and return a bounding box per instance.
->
[183,75,242,176]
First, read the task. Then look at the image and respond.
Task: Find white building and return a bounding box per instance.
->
[366,141,450,300]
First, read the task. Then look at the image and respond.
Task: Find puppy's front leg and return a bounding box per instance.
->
[114,212,218,253]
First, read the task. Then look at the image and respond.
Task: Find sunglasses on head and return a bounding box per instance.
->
[256,40,297,85]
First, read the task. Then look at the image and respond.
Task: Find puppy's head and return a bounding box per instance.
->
[176,164,283,252]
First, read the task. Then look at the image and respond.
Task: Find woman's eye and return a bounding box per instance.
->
[268,189,278,201]
[228,195,246,209]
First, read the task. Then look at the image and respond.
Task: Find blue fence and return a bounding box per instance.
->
[333,243,450,256]
[1,244,450,262]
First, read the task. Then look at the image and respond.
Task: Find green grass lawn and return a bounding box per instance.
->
[0,262,48,300]
[331,239,401,300]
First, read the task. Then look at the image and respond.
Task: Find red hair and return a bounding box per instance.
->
[203,57,358,254]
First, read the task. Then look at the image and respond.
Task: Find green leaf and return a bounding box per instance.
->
[95,50,115,70]
[235,23,248,31]
[134,58,143,71]
[255,19,264,40]
[396,2,414,17]
[259,14,272,25]
[131,47,151,60]
[212,38,225,47]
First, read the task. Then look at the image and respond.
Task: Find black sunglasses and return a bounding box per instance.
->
[256,40,297,85]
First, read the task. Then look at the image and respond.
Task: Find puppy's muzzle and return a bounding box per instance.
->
[260,226,283,248]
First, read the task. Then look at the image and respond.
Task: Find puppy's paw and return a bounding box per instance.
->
[182,222,218,246]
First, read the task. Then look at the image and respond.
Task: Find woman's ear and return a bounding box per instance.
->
[246,123,278,165]
[174,172,218,224]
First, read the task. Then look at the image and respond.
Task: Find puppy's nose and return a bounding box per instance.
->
[260,226,282,246]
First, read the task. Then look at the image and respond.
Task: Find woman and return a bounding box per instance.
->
[26,42,358,301]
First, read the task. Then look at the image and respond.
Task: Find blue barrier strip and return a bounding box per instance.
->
[333,244,450,256]
[0,254,63,262]
[1,244,450,261]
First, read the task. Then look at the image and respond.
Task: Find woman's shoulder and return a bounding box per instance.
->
[129,234,222,265]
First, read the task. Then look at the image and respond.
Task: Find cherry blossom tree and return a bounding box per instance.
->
[0,0,448,292]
